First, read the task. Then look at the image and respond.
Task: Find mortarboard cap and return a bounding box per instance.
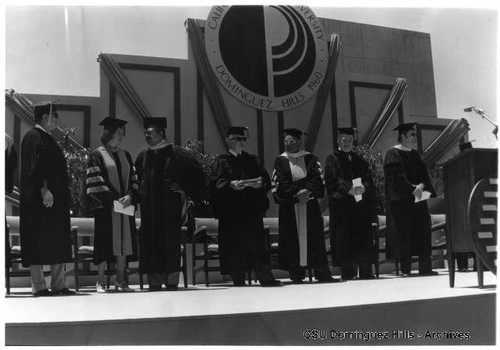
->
[99,116,128,129]
[226,126,249,137]
[336,127,358,136]
[32,101,57,119]
[393,122,417,133]
[143,117,167,130]
[283,128,306,138]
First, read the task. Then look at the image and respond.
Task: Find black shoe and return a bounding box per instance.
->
[260,280,283,287]
[33,289,53,297]
[53,288,76,296]
[401,273,412,278]
[458,268,468,273]
[358,275,376,280]
[419,270,439,276]
[233,280,247,287]
[149,285,162,292]
[317,277,341,283]
[166,285,178,291]
[291,279,304,284]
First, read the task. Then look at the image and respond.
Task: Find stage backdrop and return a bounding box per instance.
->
[7,17,460,218]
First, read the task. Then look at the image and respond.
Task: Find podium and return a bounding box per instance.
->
[442,148,498,287]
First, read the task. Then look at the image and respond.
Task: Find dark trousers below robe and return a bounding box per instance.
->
[389,198,433,274]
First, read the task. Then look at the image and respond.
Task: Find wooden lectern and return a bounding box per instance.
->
[442,148,498,287]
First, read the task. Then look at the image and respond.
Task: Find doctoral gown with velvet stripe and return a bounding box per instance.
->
[384,147,436,259]
[208,151,271,275]
[19,128,72,267]
[86,147,139,264]
[135,144,206,274]
[271,153,329,270]
[324,151,376,266]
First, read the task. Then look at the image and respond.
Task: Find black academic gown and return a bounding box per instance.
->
[208,151,271,276]
[384,147,436,260]
[324,151,376,266]
[135,144,205,274]
[272,153,329,272]
[19,128,72,267]
[86,148,139,264]
[5,143,17,194]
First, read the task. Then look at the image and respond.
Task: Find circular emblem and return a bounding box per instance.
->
[205,5,328,111]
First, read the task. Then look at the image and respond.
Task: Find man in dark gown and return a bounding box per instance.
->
[135,117,206,291]
[384,122,437,277]
[271,128,335,283]
[325,128,376,280]
[20,102,75,296]
[209,126,281,287]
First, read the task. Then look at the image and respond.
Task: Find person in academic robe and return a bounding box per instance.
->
[19,102,75,296]
[271,128,335,283]
[384,122,438,277]
[324,127,376,280]
[5,134,18,272]
[5,134,18,194]
[135,117,206,291]
[86,117,139,293]
[209,126,282,287]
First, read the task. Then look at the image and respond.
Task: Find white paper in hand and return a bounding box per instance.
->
[414,190,431,203]
[352,177,362,202]
[113,200,135,216]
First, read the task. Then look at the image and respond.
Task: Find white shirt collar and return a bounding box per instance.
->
[35,124,48,133]
[149,139,169,150]
[394,144,413,152]
[280,150,310,159]
[229,149,241,157]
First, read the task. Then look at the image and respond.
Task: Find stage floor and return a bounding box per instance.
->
[3,268,497,346]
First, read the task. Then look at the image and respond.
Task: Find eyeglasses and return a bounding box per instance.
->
[408,132,417,137]
[229,137,247,142]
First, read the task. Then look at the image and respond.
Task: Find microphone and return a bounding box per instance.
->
[464,106,484,113]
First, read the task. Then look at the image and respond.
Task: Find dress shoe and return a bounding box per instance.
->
[33,289,53,297]
[166,285,178,291]
[317,277,341,283]
[53,288,77,295]
[419,270,439,276]
[291,279,304,284]
[260,280,283,287]
[232,280,247,287]
[114,281,135,292]
[458,268,469,273]
[149,285,162,292]
[96,282,106,293]
[401,273,412,278]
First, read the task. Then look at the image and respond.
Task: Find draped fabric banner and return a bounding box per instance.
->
[360,78,408,148]
[305,34,341,152]
[97,53,153,121]
[5,89,85,152]
[186,18,231,147]
[422,118,470,166]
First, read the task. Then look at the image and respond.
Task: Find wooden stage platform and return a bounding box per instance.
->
[3,268,496,346]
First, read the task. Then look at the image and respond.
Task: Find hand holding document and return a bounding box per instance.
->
[239,177,263,188]
[414,190,431,203]
[352,177,363,202]
[113,200,135,216]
